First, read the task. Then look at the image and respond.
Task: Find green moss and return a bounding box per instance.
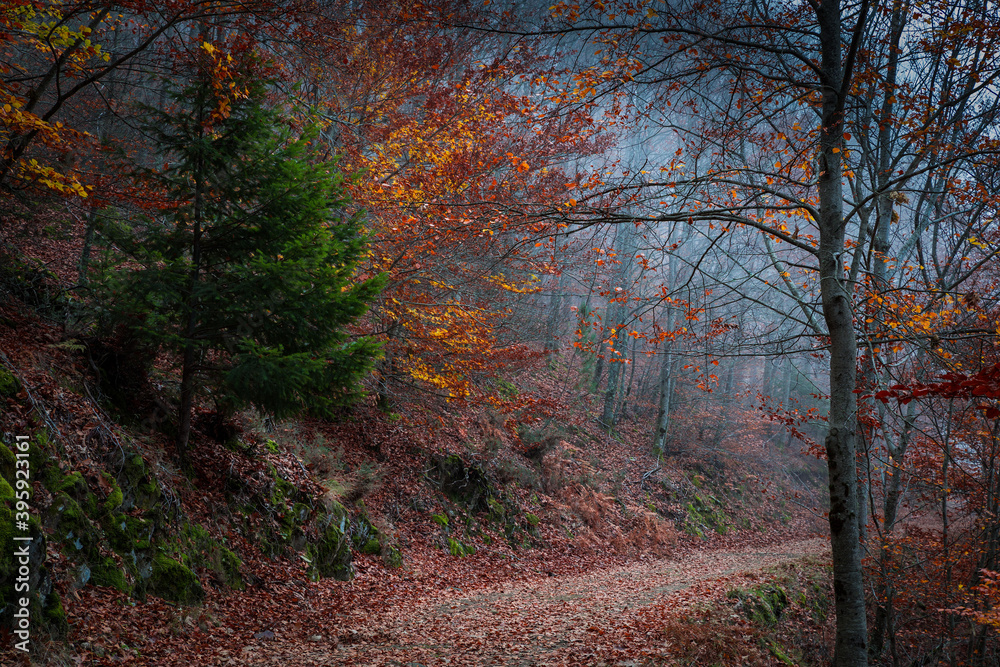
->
[102,513,153,552]
[0,505,12,576]
[525,513,540,526]
[287,502,311,530]
[49,493,98,557]
[727,584,788,625]
[487,498,505,522]
[431,513,448,528]
[765,639,797,666]
[102,473,124,512]
[47,469,87,497]
[120,453,159,510]
[91,556,131,594]
[42,590,68,639]
[306,508,353,581]
[0,476,13,502]
[683,493,729,538]
[173,522,244,590]
[447,537,475,557]
[0,367,20,398]
[447,537,464,556]
[265,439,279,454]
[101,513,128,551]
[217,546,243,590]
[147,554,204,604]
[0,443,16,483]
[350,515,381,555]
[270,470,297,504]
[383,544,403,568]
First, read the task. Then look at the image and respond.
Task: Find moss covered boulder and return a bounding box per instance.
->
[447,537,475,557]
[0,367,20,398]
[123,454,160,511]
[727,584,789,625]
[306,506,353,581]
[176,523,244,590]
[0,504,57,638]
[147,554,204,604]
[0,442,16,483]
[91,556,131,594]
[48,493,99,558]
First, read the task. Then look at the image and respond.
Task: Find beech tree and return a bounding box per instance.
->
[100,63,383,457]
[464,0,1000,661]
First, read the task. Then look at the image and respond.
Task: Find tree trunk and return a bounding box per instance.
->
[545,272,566,353]
[601,332,623,427]
[817,0,869,662]
[652,307,677,454]
[870,400,915,658]
[177,97,206,461]
[77,209,97,287]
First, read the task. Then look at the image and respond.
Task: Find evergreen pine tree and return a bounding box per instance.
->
[102,75,383,457]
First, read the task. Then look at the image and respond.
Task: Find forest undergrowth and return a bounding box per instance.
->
[0,252,828,665]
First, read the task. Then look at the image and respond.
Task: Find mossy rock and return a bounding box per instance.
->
[101,512,153,552]
[765,639,797,666]
[91,556,131,594]
[351,515,381,554]
[430,454,494,512]
[176,522,244,590]
[45,469,86,496]
[278,501,311,551]
[102,473,124,512]
[447,537,475,557]
[382,544,403,569]
[42,590,68,639]
[147,554,204,604]
[0,367,20,398]
[307,508,353,581]
[0,476,13,502]
[271,473,298,505]
[431,513,448,528]
[215,546,243,590]
[683,493,729,538]
[49,493,99,558]
[0,442,16,483]
[44,468,97,514]
[174,522,243,590]
[487,498,506,523]
[727,584,788,625]
[116,452,160,511]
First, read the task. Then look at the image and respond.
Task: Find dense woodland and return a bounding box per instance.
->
[1,0,1000,665]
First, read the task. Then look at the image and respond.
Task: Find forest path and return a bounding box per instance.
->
[254,537,828,666]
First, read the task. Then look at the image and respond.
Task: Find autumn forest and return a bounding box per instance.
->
[1,0,1000,665]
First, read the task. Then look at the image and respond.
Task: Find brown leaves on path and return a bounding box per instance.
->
[249,537,828,666]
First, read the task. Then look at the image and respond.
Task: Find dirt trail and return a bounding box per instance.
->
[251,537,828,666]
